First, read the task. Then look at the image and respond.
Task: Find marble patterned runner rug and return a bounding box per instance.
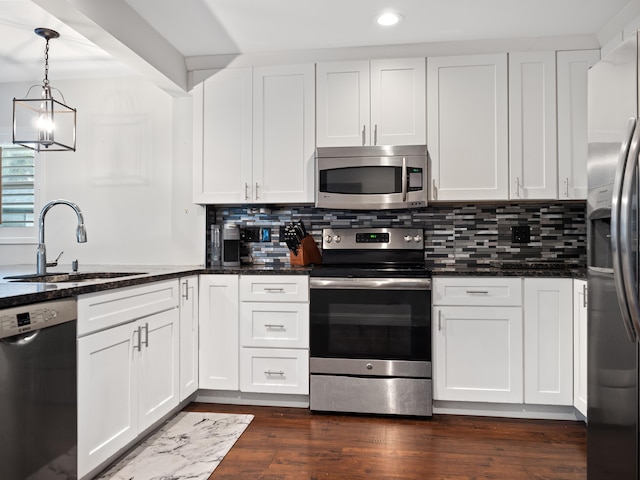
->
[97,411,254,480]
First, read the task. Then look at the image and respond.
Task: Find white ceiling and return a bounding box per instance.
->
[0,0,638,88]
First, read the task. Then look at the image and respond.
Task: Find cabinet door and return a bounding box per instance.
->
[193,67,253,204]
[370,58,426,146]
[523,278,573,406]
[179,276,199,401]
[316,60,370,147]
[433,306,523,403]
[509,52,557,199]
[138,309,180,431]
[573,279,588,416]
[78,322,137,478]
[199,275,240,390]
[557,50,600,200]
[253,64,315,203]
[428,54,509,200]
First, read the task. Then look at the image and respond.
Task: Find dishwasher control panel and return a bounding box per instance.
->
[0,298,77,339]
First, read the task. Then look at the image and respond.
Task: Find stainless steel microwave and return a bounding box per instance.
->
[316,145,428,210]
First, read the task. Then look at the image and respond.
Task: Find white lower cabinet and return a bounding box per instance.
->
[433,276,576,410]
[77,280,180,478]
[179,276,199,401]
[523,278,573,406]
[198,275,240,391]
[239,275,309,395]
[573,279,588,416]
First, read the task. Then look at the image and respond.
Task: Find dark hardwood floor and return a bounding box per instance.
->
[185,402,587,480]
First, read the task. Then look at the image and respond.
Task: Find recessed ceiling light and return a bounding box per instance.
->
[375,11,403,27]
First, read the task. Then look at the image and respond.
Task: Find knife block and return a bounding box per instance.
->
[290,235,322,266]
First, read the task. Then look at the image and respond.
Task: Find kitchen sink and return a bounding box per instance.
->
[4,272,147,283]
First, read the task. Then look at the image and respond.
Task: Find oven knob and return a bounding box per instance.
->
[404,234,412,242]
[324,235,332,244]
[366,363,373,370]
[414,234,423,242]
[334,235,341,243]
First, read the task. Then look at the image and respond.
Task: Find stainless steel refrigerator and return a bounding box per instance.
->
[587,32,640,479]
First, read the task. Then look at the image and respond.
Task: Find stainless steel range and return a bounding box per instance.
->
[309,227,432,417]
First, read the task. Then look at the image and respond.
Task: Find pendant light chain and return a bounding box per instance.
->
[43,38,50,88]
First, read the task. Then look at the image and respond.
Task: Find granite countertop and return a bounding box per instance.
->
[0,265,205,309]
[431,262,587,279]
[0,261,586,309]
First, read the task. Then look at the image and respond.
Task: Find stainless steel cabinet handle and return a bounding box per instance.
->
[264,370,285,376]
[141,322,149,348]
[564,177,570,197]
[362,125,366,146]
[182,279,189,301]
[466,290,489,295]
[374,124,378,145]
[583,284,587,308]
[264,287,285,293]
[244,183,250,201]
[265,324,285,329]
[135,326,142,351]
[438,310,442,331]
[432,179,438,200]
[255,182,260,200]
[515,177,521,198]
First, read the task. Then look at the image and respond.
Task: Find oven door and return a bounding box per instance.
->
[309,277,431,369]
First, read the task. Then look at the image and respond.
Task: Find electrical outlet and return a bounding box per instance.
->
[241,227,260,242]
[511,225,531,244]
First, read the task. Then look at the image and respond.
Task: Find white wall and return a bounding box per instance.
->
[0,75,204,267]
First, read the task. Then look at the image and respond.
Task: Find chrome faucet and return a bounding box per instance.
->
[37,199,87,275]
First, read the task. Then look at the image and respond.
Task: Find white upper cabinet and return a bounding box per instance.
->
[316,58,425,147]
[253,64,315,203]
[193,64,315,204]
[509,51,558,200]
[427,54,509,200]
[557,50,600,200]
[193,67,252,204]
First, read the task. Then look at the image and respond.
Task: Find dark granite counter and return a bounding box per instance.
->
[0,260,586,309]
[431,262,587,280]
[0,265,205,309]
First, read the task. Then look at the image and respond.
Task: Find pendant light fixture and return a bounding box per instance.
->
[12,28,77,152]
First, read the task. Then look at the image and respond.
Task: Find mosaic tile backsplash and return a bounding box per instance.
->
[206,202,586,270]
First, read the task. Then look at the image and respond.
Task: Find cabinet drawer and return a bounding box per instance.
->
[433,277,522,306]
[78,280,179,337]
[239,275,309,302]
[240,348,309,394]
[240,302,309,348]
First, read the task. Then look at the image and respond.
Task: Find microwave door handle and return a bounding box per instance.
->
[619,118,640,340]
[611,117,638,342]
[402,157,407,201]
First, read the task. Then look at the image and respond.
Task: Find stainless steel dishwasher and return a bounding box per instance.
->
[0,297,77,480]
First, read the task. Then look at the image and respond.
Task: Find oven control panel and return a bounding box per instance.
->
[322,227,423,250]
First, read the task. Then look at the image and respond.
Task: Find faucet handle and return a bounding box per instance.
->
[47,251,64,268]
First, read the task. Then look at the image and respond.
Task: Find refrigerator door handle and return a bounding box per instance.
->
[619,117,640,340]
[612,117,639,342]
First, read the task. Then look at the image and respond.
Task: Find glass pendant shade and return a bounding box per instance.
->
[12,28,76,152]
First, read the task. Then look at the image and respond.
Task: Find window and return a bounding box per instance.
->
[1,145,35,228]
